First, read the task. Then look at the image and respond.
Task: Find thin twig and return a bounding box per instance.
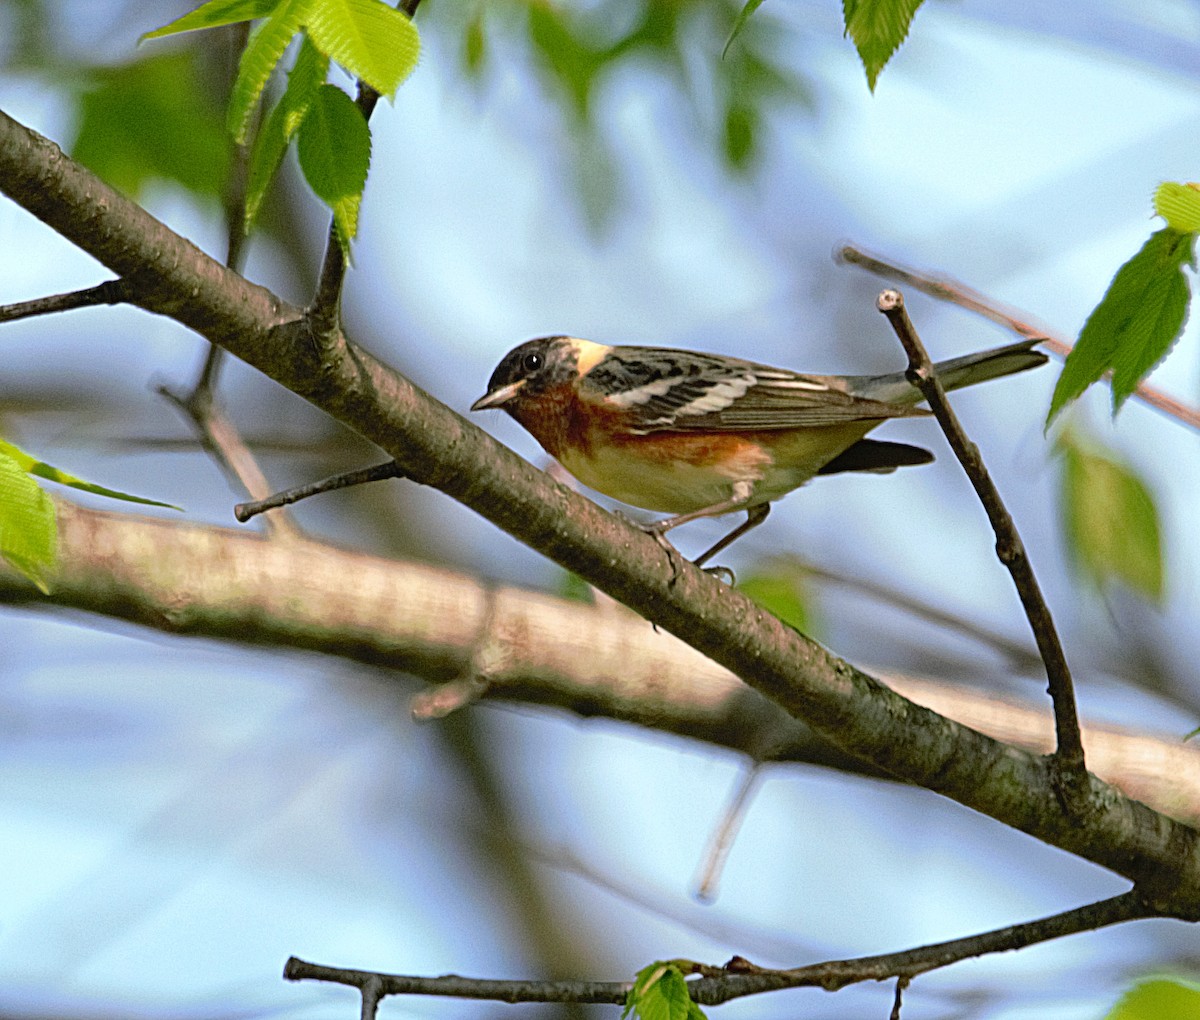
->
[837,244,1200,433]
[876,289,1088,807]
[693,762,765,902]
[284,890,1152,1007]
[890,976,909,1020]
[0,278,128,324]
[234,459,401,521]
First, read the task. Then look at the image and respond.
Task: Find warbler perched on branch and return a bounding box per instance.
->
[471,336,1046,566]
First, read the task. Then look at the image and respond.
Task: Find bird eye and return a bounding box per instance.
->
[521,351,544,374]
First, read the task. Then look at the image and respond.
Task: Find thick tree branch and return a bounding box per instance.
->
[2,107,1199,912]
[4,499,1200,833]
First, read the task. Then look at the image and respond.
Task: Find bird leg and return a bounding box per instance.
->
[693,503,770,568]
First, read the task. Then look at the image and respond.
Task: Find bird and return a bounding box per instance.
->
[471,335,1047,566]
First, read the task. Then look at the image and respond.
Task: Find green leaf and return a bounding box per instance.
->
[1057,430,1163,602]
[1048,228,1195,423]
[1105,978,1200,1020]
[843,0,926,91]
[624,964,702,1020]
[305,0,420,98]
[228,0,314,143]
[245,35,330,228]
[296,83,371,250]
[72,50,230,199]
[1154,182,1200,233]
[723,0,766,59]
[0,449,57,594]
[142,0,279,40]
[0,440,181,510]
[723,102,757,169]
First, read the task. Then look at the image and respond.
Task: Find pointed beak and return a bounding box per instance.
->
[470,379,525,411]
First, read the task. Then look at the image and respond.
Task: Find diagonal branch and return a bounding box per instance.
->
[837,244,1200,433]
[0,278,129,323]
[877,290,1087,809]
[2,106,1199,913]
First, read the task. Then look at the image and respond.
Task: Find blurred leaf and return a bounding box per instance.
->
[245,35,330,228]
[296,84,371,252]
[1057,430,1163,602]
[557,568,594,604]
[464,7,486,77]
[723,0,767,59]
[723,102,756,168]
[1154,182,1200,233]
[0,448,57,594]
[738,566,810,631]
[527,3,606,117]
[624,963,704,1020]
[1048,228,1194,424]
[843,0,926,91]
[305,0,420,98]
[228,0,312,143]
[72,49,230,198]
[142,0,278,41]
[0,440,181,510]
[1105,978,1200,1019]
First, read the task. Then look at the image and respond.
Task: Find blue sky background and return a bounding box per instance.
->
[1,2,1200,1018]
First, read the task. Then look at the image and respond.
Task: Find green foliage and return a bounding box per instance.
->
[0,447,57,594]
[296,84,371,252]
[71,49,230,199]
[305,0,420,98]
[623,963,706,1020]
[1104,978,1200,1019]
[737,561,811,632]
[227,0,311,144]
[144,0,419,247]
[1056,430,1163,602]
[1154,181,1200,233]
[1048,227,1196,424]
[463,8,487,76]
[0,440,181,510]
[142,0,279,39]
[843,0,927,91]
[245,36,330,228]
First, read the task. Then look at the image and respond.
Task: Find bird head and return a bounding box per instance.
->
[471,335,585,413]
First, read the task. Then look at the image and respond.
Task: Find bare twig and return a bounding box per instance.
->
[234,459,400,521]
[0,278,128,323]
[891,976,909,1020]
[876,289,1087,806]
[693,762,765,902]
[284,890,1153,1007]
[837,244,1200,433]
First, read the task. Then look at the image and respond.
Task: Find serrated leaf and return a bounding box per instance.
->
[1154,182,1200,233]
[723,0,766,59]
[0,449,57,594]
[72,49,230,199]
[1105,978,1200,1020]
[228,0,314,143]
[245,35,330,228]
[0,440,181,509]
[142,0,279,40]
[1048,228,1194,423]
[1057,430,1163,602]
[629,966,696,1020]
[297,84,370,250]
[305,0,419,98]
[843,0,926,91]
